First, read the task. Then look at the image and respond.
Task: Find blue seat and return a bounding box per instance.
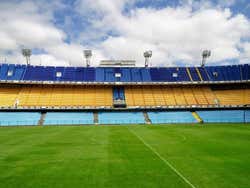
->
[197,110,245,123]
[98,112,145,124]
[0,112,40,126]
[205,66,224,81]
[23,66,55,81]
[61,67,75,81]
[148,111,197,124]
[44,112,93,125]
[74,68,85,81]
[103,68,115,82]
[84,68,95,81]
[113,87,125,100]
[178,67,190,81]
[13,65,26,80]
[131,68,143,82]
[141,68,151,81]
[241,64,249,80]
[198,67,210,81]
[96,68,105,82]
[189,67,200,81]
[150,68,172,82]
[120,68,131,82]
[0,64,25,81]
[228,65,241,81]
[0,64,9,80]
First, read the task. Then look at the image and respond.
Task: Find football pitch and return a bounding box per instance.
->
[0,124,250,188]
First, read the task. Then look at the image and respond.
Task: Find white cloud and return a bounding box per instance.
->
[1,0,250,67]
[0,1,88,66]
[76,0,250,66]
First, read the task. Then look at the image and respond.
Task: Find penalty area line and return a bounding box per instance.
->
[127,127,197,188]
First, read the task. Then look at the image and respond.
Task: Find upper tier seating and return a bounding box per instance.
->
[44,112,93,125]
[0,112,40,126]
[0,64,249,83]
[98,112,145,124]
[148,111,197,124]
[197,110,245,123]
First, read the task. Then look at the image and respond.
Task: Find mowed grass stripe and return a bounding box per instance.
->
[0,126,111,188]
[127,127,196,188]
[129,124,250,188]
[106,126,190,188]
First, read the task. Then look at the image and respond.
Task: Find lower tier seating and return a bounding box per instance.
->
[0,112,40,126]
[197,110,245,123]
[148,111,197,124]
[44,112,93,125]
[98,112,145,124]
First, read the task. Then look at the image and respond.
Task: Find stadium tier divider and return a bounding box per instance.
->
[0,110,249,126]
[0,112,41,126]
[98,111,145,124]
[43,112,94,125]
[147,111,197,124]
[197,110,247,123]
[246,110,250,122]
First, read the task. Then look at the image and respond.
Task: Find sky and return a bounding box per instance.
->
[1,0,250,67]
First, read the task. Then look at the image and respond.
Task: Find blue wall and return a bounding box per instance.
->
[98,112,145,124]
[148,111,197,124]
[0,112,40,126]
[197,110,245,123]
[44,112,93,125]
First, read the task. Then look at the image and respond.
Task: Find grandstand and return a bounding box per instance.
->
[0,63,249,126]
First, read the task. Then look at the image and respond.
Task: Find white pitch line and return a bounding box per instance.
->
[128,128,197,188]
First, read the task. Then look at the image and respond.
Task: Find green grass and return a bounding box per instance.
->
[0,124,250,188]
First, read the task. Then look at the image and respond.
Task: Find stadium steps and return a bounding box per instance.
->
[93,112,98,124]
[192,112,203,123]
[143,111,152,124]
[38,112,46,125]
[186,67,193,81]
[195,67,203,81]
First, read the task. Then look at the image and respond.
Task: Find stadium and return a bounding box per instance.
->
[1,0,250,186]
[0,49,250,187]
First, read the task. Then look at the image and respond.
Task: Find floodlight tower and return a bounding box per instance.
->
[144,50,152,67]
[83,50,92,67]
[201,50,211,67]
[22,49,32,65]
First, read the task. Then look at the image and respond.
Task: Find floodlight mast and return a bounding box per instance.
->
[201,50,211,67]
[144,51,152,67]
[22,49,32,65]
[84,50,92,67]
